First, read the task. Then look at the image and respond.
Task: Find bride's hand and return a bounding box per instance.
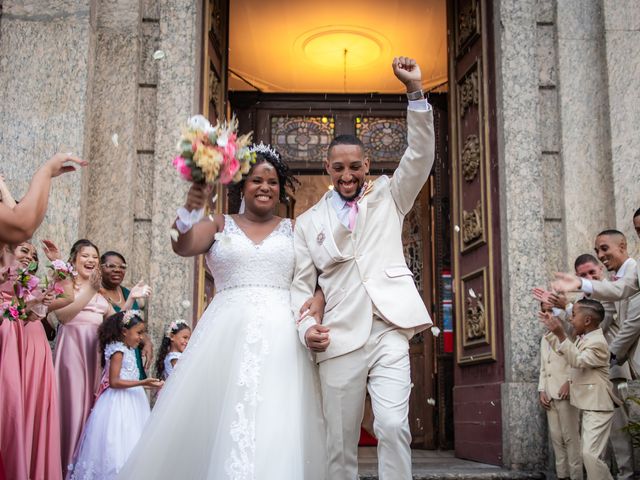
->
[184,183,211,212]
[301,289,325,323]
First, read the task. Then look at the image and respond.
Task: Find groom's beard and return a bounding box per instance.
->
[335,182,364,202]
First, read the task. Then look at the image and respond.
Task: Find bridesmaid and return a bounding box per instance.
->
[0,179,29,480]
[100,251,153,379]
[53,239,147,476]
[16,240,73,480]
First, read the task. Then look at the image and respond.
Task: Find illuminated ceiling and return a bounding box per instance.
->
[229,0,448,94]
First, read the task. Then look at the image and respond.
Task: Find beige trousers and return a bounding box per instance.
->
[318,318,412,480]
[609,379,634,480]
[547,399,583,479]
[581,409,614,479]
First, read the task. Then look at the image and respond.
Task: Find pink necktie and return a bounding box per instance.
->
[346,200,358,230]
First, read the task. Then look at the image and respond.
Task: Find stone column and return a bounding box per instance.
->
[146,0,201,342]
[602,0,640,247]
[557,0,614,260]
[0,1,96,251]
[495,0,546,469]
[83,0,141,261]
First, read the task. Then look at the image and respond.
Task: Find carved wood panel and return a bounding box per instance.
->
[449,0,503,466]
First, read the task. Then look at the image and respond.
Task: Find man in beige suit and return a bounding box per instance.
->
[555,231,640,377]
[291,56,434,479]
[541,298,622,480]
[573,253,635,479]
[538,303,583,480]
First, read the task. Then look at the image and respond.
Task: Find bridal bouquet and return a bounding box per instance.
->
[172,115,255,185]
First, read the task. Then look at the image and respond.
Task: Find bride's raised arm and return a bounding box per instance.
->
[171,183,223,257]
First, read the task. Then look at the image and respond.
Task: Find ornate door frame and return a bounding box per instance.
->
[448,0,504,465]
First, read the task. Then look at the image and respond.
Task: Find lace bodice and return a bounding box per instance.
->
[104,341,140,381]
[206,215,294,292]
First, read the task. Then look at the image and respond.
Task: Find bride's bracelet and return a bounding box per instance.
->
[175,207,205,234]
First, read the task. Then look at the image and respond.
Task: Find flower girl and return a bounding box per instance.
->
[68,310,163,479]
[155,320,191,380]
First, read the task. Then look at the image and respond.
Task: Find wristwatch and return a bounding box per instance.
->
[406,89,425,101]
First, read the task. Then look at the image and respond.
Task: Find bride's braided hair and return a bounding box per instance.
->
[230,145,299,204]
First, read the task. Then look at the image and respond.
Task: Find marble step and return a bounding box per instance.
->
[356,447,545,480]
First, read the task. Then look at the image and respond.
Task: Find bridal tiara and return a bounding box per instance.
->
[249,142,280,160]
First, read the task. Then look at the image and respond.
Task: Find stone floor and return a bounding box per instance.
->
[357,448,546,479]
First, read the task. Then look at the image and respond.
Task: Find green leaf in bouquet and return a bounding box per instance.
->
[180,140,193,157]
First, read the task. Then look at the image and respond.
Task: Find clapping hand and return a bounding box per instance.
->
[551,273,581,293]
[44,153,88,178]
[538,310,566,341]
[42,239,62,261]
[532,287,568,310]
[89,269,102,292]
[129,280,152,299]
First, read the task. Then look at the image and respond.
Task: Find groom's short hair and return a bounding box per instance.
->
[327,135,364,157]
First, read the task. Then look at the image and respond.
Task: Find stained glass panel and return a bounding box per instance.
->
[356,117,407,163]
[271,116,335,163]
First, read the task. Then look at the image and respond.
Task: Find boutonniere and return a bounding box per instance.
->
[359,181,374,200]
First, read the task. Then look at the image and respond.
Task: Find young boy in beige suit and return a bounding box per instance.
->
[538,303,583,480]
[540,298,622,480]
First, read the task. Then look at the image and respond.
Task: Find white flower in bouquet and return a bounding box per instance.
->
[188,115,211,131]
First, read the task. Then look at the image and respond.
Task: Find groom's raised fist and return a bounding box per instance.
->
[392,56,422,93]
[305,324,330,353]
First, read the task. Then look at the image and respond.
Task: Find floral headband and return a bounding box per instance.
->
[122,309,142,328]
[165,319,189,337]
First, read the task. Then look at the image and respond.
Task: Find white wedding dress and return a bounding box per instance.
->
[118,216,326,480]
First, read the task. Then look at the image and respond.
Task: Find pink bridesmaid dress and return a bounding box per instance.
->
[22,318,62,480]
[53,293,109,476]
[0,317,29,480]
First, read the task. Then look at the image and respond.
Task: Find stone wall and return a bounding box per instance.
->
[497,0,640,472]
[602,0,640,253]
[0,0,96,249]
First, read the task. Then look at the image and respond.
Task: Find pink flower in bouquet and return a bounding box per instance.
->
[223,138,237,159]
[53,284,65,296]
[220,156,240,184]
[172,156,192,181]
[51,259,67,271]
[8,306,19,320]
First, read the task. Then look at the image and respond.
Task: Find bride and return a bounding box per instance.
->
[118,145,326,479]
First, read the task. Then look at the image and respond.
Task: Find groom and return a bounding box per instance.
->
[291,56,434,479]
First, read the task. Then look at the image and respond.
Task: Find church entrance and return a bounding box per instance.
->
[195,0,504,464]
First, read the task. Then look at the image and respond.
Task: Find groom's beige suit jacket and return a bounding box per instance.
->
[291,108,434,362]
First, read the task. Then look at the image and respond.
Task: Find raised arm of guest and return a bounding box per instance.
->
[0,153,87,244]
